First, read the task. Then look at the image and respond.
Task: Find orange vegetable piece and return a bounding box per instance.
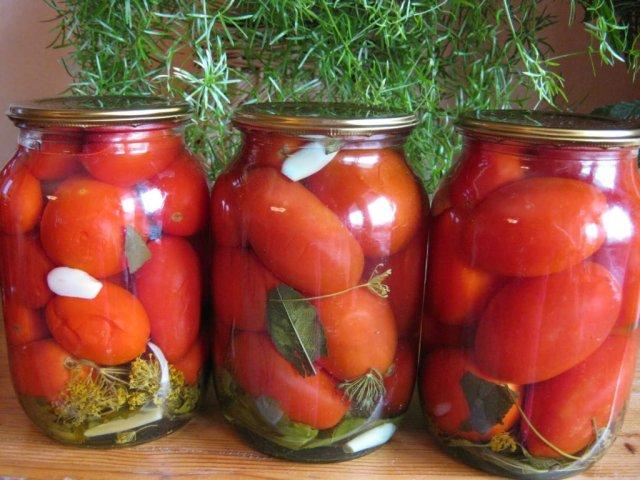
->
[0,163,43,234]
[3,297,50,346]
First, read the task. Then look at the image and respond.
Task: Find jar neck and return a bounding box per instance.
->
[240,128,409,150]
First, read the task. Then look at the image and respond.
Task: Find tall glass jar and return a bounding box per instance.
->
[2,97,209,446]
[211,103,426,462]
[420,110,640,478]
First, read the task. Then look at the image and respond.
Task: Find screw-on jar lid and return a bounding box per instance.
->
[233,102,418,136]
[7,96,191,127]
[458,110,640,146]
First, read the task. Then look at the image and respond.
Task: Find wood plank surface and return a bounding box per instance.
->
[0,321,638,480]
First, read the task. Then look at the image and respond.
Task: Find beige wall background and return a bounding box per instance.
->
[0,1,638,163]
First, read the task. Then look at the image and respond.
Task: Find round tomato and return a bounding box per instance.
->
[474,262,621,384]
[173,337,206,385]
[420,311,467,351]
[46,282,150,365]
[210,168,245,247]
[211,247,278,332]
[461,177,608,277]
[231,331,349,430]
[0,163,43,234]
[3,297,49,346]
[522,335,637,457]
[420,348,521,441]
[240,131,306,168]
[384,339,417,416]
[241,167,364,295]
[315,289,397,380]
[305,148,423,258]
[24,135,82,181]
[134,236,201,362]
[426,209,495,325]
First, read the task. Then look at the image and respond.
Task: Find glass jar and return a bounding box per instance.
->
[211,103,426,462]
[420,110,640,479]
[1,96,209,447]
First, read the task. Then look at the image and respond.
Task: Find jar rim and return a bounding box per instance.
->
[7,95,191,127]
[457,110,640,146]
[232,102,418,136]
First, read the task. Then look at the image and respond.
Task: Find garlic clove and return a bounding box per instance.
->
[147,341,171,402]
[343,422,396,453]
[47,267,103,300]
[84,407,163,438]
[281,141,339,181]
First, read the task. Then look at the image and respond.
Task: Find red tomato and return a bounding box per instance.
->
[522,335,637,457]
[40,177,128,278]
[461,177,608,277]
[2,297,49,346]
[231,331,349,429]
[384,339,417,416]
[241,167,364,295]
[420,311,467,351]
[46,282,150,365]
[173,337,206,385]
[9,338,74,401]
[420,348,521,441]
[134,236,201,362]
[474,262,621,384]
[315,289,397,380]
[213,321,233,369]
[430,177,452,218]
[210,168,245,247]
[211,247,278,332]
[24,135,82,181]
[0,234,53,309]
[146,152,209,236]
[426,209,495,325]
[0,163,43,234]
[239,131,306,168]
[81,129,182,187]
[305,148,423,258]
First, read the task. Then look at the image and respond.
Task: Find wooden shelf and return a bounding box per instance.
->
[0,324,638,479]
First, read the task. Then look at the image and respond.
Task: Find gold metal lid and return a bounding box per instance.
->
[458,110,640,146]
[7,96,191,127]
[232,102,418,136]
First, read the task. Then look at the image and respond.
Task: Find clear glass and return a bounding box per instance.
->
[0,121,209,447]
[421,135,640,478]
[211,128,427,462]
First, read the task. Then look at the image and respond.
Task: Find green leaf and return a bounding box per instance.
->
[459,372,517,435]
[592,100,640,120]
[125,225,151,274]
[267,284,326,377]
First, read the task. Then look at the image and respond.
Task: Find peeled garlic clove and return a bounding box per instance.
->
[281,141,339,181]
[148,341,170,401]
[47,267,103,299]
[84,407,163,438]
[343,422,396,453]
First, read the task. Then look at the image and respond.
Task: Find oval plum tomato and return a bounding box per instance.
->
[315,289,397,380]
[426,209,495,325]
[240,130,306,168]
[213,321,233,369]
[3,297,49,346]
[46,282,150,365]
[134,236,201,362]
[420,311,466,352]
[305,148,423,258]
[241,167,364,295]
[0,164,43,234]
[474,262,621,384]
[173,337,206,385]
[232,331,349,429]
[420,348,521,441]
[81,129,182,187]
[522,335,637,457]
[448,141,525,211]
[24,135,82,181]
[40,177,128,278]
[146,152,208,236]
[384,339,417,416]
[461,177,608,277]
[9,338,74,401]
[0,234,53,309]
[210,168,245,247]
[211,247,278,332]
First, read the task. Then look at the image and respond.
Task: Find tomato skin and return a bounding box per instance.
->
[461,177,608,277]
[46,282,150,366]
[315,290,397,380]
[305,148,423,258]
[426,209,495,325]
[134,236,201,362]
[241,167,364,295]
[522,335,637,457]
[420,348,521,441]
[9,339,74,401]
[213,321,233,369]
[231,332,349,430]
[211,247,278,332]
[420,311,466,351]
[0,163,43,234]
[430,178,452,218]
[474,262,621,384]
[210,168,245,247]
[384,339,417,416]
[24,136,82,181]
[3,297,50,346]
[173,337,206,385]
[240,131,306,168]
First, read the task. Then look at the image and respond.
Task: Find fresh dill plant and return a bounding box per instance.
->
[44,0,638,191]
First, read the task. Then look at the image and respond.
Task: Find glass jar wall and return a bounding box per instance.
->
[211,103,426,462]
[1,97,209,447]
[420,111,640,479]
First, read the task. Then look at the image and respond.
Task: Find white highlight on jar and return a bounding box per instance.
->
[47,267,103,300]
[281,141,339,181]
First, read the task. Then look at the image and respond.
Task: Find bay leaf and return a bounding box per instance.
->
[460,371,516,435]
[125,225,151,273]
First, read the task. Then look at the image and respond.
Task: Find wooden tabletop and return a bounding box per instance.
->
[0,323,638,480]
